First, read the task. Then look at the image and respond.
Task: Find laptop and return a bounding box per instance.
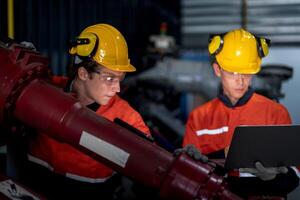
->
[224,125,300,169]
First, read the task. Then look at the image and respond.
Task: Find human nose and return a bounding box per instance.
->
[111,81,120,93]
[235,74,244,85]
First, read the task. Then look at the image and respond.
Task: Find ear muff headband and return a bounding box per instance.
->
[69,32,98,57]
[208,32,271,58]
[256,37,270,58]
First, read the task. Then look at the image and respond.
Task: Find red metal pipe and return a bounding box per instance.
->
[0,42,241,200]
[13,78,173,188]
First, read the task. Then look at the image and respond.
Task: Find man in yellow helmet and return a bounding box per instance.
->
[26,24,151,199]
[183,29,299,198]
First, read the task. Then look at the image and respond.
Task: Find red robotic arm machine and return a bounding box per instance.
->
[0,40,241,200]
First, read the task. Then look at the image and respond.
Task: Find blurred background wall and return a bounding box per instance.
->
[0,0,180,75]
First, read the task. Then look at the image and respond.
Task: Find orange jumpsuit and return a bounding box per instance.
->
[183,92,291,155]
[28,76,150,183]
[183,91,299,197]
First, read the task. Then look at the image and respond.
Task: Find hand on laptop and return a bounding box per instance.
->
[239,161,288,181]
[174,144,208,163]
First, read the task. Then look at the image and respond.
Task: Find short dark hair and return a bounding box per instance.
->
[75,59,99,73]
[210,55,217,66]
[70,59,100,79]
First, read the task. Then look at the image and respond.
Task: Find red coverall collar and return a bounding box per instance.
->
[218,87,254,108]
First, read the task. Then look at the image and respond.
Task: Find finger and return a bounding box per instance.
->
[278,166,288,174]
[186,144,194,149]
[184,145,191,153]
[193,152,206,161]
[186,147,194,156]
[258,174,276,181]
[193,153,202,160]
[173,149,180,156]
[173,149,184,156]
[255,162,267,173]
[200,155,209,163]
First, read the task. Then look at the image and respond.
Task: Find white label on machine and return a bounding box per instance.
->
[0,179,40,200]
[79,131,130,168]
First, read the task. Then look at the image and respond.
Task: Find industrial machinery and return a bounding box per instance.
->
[254,64,293,102]
[0,41,242,199]
[122,58,220,149]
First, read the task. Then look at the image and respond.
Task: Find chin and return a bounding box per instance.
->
[100,98,111,105]
[231,92,243,100]
[100,101,108,106]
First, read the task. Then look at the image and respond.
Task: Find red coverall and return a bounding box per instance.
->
[28,76,150,183]
[183,91,298,198]
[183,92,291,154]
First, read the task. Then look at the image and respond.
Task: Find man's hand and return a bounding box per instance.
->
[173,144,208,163]
[239,161,288,181]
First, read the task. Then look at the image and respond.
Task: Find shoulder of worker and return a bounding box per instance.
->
[252,93,289,111]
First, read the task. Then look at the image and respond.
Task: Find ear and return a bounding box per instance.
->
[77,67,89,80]
[212,63,221,77]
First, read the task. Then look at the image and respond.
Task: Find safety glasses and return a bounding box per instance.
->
[220,68,252,79]
[93,70,126,86]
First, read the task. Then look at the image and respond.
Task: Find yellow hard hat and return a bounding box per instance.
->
[208,28,270,74]
[69,23,136,72]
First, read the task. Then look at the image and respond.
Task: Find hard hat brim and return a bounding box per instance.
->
[102,63,136,72]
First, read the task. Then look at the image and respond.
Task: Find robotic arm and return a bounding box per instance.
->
[0,40,241,200]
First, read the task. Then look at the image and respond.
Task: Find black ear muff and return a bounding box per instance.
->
[69,32,98,57]
[256,37,271,58]
[208,33,225,56]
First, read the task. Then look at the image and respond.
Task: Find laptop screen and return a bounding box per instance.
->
[224,125,300,169]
